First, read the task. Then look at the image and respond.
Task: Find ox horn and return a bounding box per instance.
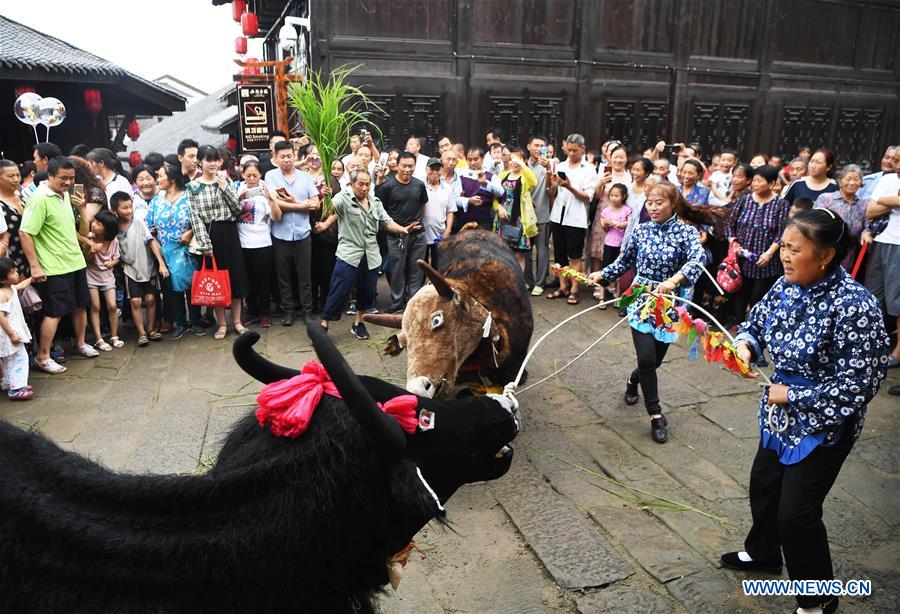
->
[305,319,407,458]
[232,331,301,383]
[417,259,454,299]
[362,313,403,328]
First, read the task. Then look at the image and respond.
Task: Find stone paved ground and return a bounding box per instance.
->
[4,281,898,613]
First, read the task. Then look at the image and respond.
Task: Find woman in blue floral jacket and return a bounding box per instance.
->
[589,183,727,444]
[721,209,889,614]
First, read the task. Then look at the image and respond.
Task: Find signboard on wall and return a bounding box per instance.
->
[237,84,276,152]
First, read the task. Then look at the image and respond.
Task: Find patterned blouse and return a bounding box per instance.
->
[813,191,866,240]
[727,193,790,279]
[680,183,710,206]
[735,267,889,464]
[146,191,192,248]
[0,198,28,277]
[185,179,240,252]
[600,215,705,342]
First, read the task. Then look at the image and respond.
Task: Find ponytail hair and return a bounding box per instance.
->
[647,182,729,233]
[784,209,849,273]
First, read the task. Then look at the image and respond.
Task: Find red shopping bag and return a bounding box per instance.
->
[191,256,232,307]
[716,242,743,293]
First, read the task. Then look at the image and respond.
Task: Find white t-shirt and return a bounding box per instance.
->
[707,169,732,206]
[237,194,273,248]
[132,193,153,222]
[872,172,900,245]
[422,181,457,244]
[103,173,134,206]
[549,159,599,228]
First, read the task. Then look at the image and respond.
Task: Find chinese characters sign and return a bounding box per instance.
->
[237,85,276,152]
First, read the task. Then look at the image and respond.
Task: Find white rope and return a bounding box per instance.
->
[517,312,630,395]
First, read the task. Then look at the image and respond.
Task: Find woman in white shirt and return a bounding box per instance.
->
[238,160,282,328]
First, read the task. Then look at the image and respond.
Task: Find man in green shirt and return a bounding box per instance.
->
[20,157,99,374]
[315,169,419,339]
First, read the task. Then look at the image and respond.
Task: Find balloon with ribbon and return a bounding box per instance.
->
[36,97,66,142]
[13,92,43,143]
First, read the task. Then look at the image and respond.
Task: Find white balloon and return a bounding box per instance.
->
[13,93,42,126]
[37,97,66,127]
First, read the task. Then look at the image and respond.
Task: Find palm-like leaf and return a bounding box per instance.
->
[288,65,384,214]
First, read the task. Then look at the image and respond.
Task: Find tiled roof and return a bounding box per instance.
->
[0,15,183,102]
[135,85,234,155]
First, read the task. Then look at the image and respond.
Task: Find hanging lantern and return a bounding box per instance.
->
[235,36,248,55]
[227,136,238,152]
[84,88,103,128]
[15,86,37,98]
[84,88,103,114]
[126,119,141,140]
[232,0,246,22]
[129,151,143,168]
[242,58,260,76]
[241,11,259,36]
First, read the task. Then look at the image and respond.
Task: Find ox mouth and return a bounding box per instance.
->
[494,445,513,459]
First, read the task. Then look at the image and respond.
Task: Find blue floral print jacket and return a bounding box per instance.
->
[735,267,889,463]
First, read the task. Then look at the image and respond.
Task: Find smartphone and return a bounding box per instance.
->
[539,146,549,156]
[73,183,84,200]
[550,159,557,175]
[557,171,568,181]
[378,151,389,167]
[244,186,263,199]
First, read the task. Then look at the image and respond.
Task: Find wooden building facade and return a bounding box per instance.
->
[310,0,900,170]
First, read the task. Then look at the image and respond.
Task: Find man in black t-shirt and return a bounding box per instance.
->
[374,151,428,313]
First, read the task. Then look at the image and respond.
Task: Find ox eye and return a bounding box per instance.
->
[431,311,444,330]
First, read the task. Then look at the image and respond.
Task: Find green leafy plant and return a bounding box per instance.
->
[288,64,383,214]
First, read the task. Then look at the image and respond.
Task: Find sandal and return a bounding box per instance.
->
[214,326,228,340]
[94,339,113,352]
[546,289,569,300]
[137,334,150,347]
[110,336,125,348]
[233,324,249,335]
[147,330,163,341]
[567,293,581,305]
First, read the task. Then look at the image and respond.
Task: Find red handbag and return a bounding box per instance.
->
[717,242,743,293]
[190,256,232,307]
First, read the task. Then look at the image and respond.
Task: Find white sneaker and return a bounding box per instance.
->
[530,286,544,297]
[35,358,67,374]
[77,344,100,358]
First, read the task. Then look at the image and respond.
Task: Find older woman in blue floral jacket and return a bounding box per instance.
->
[721,209,889,614]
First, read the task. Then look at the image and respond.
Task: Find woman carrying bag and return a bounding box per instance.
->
[186,145,249,340]
[493,149,538,272]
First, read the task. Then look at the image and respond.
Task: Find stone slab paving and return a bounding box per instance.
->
[3,277,897,613]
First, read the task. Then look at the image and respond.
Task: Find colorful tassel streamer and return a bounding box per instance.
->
[549,264,594,287]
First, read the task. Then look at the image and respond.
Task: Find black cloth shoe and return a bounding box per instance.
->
[650,416,667,443]
[169,326,186,340]
[281,313,294,327]
[624,378,639,405]
[720,551,783,575]
[191,324,207,337]
[351,322,369,340]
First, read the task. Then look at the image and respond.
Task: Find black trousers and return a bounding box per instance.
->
[242,246,273,316]
[732,276,777,324]
[630,328,670,414]
[272,236,312,314]
[744,421,855,609]
[311,236,337,311]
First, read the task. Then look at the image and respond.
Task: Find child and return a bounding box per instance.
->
[0,257,33,400]
[789,197,814,218]
[86,209,123,351]
[597,183,631,306]
[111,191,169,347]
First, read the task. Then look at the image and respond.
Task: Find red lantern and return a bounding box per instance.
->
[241,11,259,36]
[15,86,37,98]
[130,151,143,168]
[126,119,141,140]
[227,136,238,152]
[235,36,247,55]
[242,58,260,76]
[84,88,103,114]
[232,0,246,22]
